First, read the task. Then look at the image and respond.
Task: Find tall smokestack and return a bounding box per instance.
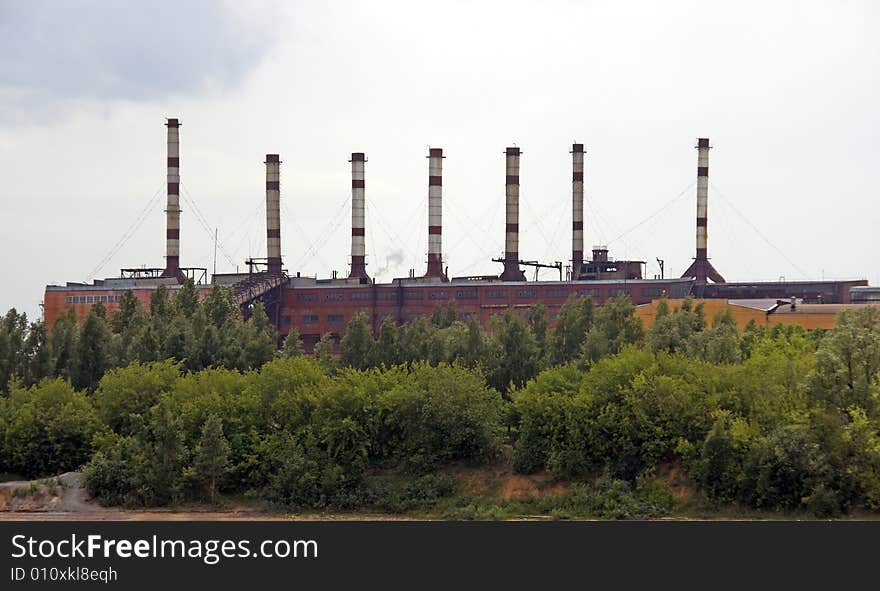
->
[425,148,447,280]
[265,154,282,275]
[681,137,725,284]
[500,147,526,281]
[162,118,184,281]
[349,152,369,280]
[571,143,585,280]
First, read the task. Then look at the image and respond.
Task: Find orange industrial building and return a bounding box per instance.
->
[636,298,880,332]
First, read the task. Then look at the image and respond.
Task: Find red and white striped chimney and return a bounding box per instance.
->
[500,147,526,281]
[161,118,184,281]
[265,154,282,275]
[349,152,369,280]
[571,143,585,279]
[696,138,709,262]
[681,137,725,284]
[425,147,447,280]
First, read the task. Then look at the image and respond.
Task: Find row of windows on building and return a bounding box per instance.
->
[287,311,481,326]
[64,295,122,304]
[293,286,666,305]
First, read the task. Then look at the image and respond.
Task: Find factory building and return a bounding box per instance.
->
[43,121,869,347]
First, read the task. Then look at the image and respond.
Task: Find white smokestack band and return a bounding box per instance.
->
[426,147,445,279]
[349,152,368,279]
[571,143,585,279]
[265,154,282,274]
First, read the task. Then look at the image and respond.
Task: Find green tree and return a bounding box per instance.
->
[74,302,111,391]
[240,303,277,370]
[374,316,401,367]
[150,284,172,320]
[174,278,200,318]
[281,328,305,358]
[526,303,549,367]
[111,290,144,334]
[582,296,644,363]
[811,307,880,413]
[313,333,337,374]
[548,294,594,365]
[50,309,78,381]
[686,309,742,364]
[647,297,706,354]
[340,312,374,370]
[3,379,102,477]
[484,309,540,395]
[431,301,457,329]
[194,414,231,504]
[93,361,180,434]
[23,320,52,386]
[204,285,236,328]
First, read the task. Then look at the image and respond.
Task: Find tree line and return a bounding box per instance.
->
[0,281,277,395]
[1,286,879,517]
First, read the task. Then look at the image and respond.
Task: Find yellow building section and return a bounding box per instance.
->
[635,299,880,332]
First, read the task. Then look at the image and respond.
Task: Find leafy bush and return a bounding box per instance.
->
[375,363,503,472]
[3,379,102,477]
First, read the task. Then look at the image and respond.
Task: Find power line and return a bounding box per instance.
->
[180,183,237,270]
[606,180,695,247]
[710,181,812,279]
[84,183,164,281]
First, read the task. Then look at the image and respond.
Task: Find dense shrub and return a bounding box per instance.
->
[2,379,102,478]
[375,363,504,472]
[93,360,180,434]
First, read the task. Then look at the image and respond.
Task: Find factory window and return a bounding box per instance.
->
[350,292,371,301]
[376,291,397,301]
[544,288,570,298]
[404,291,424,301]
[641,287,665,297]
[429,291,450,300]
[297,293,318,302]
[327,314,344,324]
[578,288,599,297]
[487,290,507,298]
[516,289,537,298]
[281,315,291,325]
[301,314,319,325]
[458,313,475,321]
[608,288,631,297]
[456,289,477,299]
[324,292,344,301]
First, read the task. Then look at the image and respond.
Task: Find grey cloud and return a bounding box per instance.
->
[0,0,277,117]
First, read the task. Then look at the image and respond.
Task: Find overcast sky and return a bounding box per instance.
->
[1,0,878,321]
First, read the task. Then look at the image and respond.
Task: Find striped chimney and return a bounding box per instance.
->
[161,118,183,280]
[425,148,446,280]
[571,143,585,279]
[681,137,725,284]
[696,137,709,261]
[265,154,282,275]
[500,147,526,281]
[349,152,369,280]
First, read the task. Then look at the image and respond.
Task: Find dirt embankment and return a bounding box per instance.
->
[0,472,110,515]
[449,465,568,500]
[0,473,412,521]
